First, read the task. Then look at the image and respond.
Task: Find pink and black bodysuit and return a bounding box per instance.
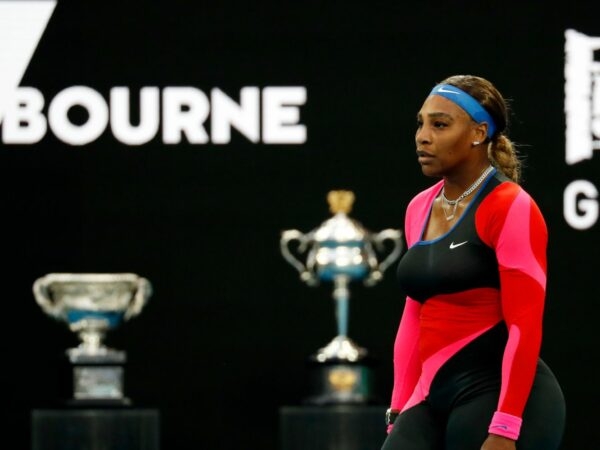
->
[382,169,565,450]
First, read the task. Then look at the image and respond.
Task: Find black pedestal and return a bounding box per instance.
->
[31,408,160,450]
[279,405,387,450]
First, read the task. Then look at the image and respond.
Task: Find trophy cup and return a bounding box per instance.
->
[33,272,152,406]
[280,190,403,405]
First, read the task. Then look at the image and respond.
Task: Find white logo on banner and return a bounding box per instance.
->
[0,1,307,145]
[564,29,600,230]
[0,0,56,126]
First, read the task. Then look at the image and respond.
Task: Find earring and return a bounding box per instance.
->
[472,141,481,146]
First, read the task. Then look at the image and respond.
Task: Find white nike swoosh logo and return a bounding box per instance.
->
[449,241,468,249]
[437,86,460,94]
[490,425,508,430]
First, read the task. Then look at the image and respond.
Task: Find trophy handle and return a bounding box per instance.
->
[280,229,317,285]
[364,229,404,286]
[124,276,153,320]
[32,275,61,318]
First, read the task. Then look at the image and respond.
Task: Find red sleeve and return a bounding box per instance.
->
[476,182,547,437]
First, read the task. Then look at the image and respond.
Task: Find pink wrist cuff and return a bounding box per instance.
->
[488,411,522,440]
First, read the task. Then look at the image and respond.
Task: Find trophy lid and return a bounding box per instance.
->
[313,190,367,243]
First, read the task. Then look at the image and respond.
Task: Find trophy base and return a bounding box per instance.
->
[61,348,130,406]
[303,336,379,406]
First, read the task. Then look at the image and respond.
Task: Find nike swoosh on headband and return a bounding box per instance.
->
[436,86,460,94]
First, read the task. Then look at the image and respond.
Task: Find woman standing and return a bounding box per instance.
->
[382,75,565,450]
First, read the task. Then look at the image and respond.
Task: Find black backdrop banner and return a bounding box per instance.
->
[2,1,599,449]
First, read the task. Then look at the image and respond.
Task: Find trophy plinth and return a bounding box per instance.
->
[281,190,403,405]
[65,351,128,407]
[33,273,152,406]
[305,335,376,405]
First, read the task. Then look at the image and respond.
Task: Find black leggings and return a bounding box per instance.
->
[380,360,566,450]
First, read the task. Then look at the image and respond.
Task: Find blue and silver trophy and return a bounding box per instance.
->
[33,272,152,405]
[280,190,403,405]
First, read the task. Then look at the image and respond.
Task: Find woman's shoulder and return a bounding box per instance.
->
[487,179,537,206]
[403,180,443,242]
[482,179,545,222]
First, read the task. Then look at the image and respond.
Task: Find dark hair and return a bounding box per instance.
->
[440,75,521,183]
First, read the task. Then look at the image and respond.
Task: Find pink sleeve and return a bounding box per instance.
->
[389,297,422,411]
[388,186,439,411]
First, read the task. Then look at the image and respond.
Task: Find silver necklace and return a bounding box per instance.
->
[441,165,494,221]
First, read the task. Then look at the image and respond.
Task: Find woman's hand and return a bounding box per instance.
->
[481,434,516,450]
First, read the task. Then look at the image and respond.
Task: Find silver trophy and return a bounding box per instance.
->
[280,190,403,404]
[33,272,152,405]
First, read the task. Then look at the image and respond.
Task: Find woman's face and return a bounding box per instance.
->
[415,94,479,178]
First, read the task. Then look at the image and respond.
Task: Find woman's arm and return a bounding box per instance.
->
[477,183,547,440]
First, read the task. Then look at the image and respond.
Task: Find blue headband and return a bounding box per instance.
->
[429,84,497,138]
